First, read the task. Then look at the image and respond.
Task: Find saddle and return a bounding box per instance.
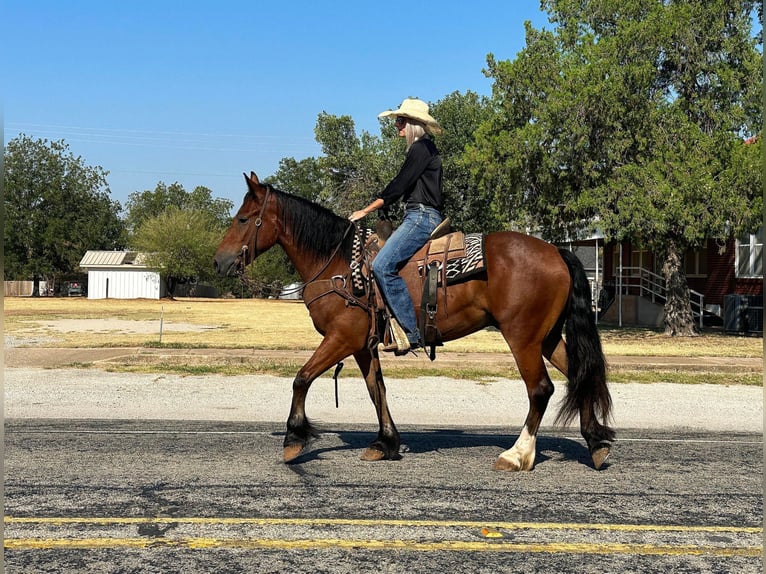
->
[303,219,485,361]
[361,218,483,360]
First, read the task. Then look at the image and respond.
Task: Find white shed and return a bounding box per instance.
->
[79,251,166,300]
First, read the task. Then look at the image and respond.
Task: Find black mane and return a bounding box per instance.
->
[268,185,355,263]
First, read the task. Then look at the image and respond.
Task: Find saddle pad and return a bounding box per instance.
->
[444,233,485,284]
[414,232,486,285]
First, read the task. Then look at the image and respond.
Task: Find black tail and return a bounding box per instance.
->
[555,249,614,440]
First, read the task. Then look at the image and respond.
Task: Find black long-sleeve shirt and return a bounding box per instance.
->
[378,138,443,212]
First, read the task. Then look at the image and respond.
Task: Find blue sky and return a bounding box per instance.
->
[3,1,551,210]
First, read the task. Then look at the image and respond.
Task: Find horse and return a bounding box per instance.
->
[214,172,615,471]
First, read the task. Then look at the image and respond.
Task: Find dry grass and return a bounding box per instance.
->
[4,296,763,358]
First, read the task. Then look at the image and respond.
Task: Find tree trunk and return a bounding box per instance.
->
[32,275,41,297]
[164,277,176,300]
[662,241,698,337]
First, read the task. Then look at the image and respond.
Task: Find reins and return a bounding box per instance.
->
[303,220,355,285]
[247,185,357,300]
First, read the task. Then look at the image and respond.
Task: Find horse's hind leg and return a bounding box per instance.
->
[543,337,612,469]
[354,348,401,461]
[542,335,567,376]
[494,344,554,472]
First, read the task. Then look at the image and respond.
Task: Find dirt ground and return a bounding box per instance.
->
[4,317,763,376]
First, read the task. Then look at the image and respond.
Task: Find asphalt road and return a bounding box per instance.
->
[3,360,764,573]
[4,419,763,573]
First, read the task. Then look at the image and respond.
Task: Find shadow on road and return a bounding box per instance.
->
[277,428,599,469]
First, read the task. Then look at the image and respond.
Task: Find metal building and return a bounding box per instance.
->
[79,251,166,300]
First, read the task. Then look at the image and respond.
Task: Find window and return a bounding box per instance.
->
[736,227,763,278]
[630,246,656,275]
[684,247,708,277]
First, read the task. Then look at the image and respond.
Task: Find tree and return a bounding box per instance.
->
[186,185,236,229]
[431,91,495,232]
[129,207,224,297]
[313,112,400,218]
[124,181,187,234]
[268,156,324,201]
[124,182,233,234]
[4,134,126,294]
[472,0,762,335]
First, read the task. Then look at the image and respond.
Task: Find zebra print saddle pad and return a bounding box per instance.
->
[415,232,486,286]
[350,229,487,296]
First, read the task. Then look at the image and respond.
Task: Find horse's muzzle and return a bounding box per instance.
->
[213,253,243,277]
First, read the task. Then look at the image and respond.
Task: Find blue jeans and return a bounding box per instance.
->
[372,204,442,344]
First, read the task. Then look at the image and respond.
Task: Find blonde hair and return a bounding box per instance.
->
[404,120,427,148]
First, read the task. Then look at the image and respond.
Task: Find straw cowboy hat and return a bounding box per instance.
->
[378,98,442,135]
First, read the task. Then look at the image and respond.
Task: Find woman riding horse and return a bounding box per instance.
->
[214,172,615,471]
[349,98,444,355]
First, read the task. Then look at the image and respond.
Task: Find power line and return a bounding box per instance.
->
[3,123,320,154]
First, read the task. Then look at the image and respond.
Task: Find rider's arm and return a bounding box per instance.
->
[349,198,384,222]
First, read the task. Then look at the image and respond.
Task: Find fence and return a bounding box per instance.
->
[4,281,50,296]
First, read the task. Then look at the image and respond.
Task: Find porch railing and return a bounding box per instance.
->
[614,267,705,328]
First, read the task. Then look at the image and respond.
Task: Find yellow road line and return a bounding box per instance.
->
[4,537,762,556]
[5,516,762,534]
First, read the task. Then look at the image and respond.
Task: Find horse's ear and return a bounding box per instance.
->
[244,171,261,190]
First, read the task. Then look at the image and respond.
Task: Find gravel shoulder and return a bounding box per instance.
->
[4,347,763,432]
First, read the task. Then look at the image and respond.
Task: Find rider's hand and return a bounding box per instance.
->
[349,210,367,222]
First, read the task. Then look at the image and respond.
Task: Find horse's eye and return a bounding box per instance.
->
[238,217,248,224]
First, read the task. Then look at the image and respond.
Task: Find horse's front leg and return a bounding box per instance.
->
[354,347,401,461]
[284,336,354,462]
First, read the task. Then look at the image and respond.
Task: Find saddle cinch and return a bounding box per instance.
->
[360,218,482,360]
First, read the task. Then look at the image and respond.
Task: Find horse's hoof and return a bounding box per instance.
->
[360,447,387,461]
[493,459,516,471]
[493,449,536,471]
[591,446,610,470]
[492,457,526,472]
[283,444,305,462]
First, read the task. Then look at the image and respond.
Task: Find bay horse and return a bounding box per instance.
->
[214,172,615,471]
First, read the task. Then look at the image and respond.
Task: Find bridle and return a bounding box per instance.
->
[239,185,273,266]
[239,184,355,288]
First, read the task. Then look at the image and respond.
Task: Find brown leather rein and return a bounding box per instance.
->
[301,225,371,311]
[243,185,367,309]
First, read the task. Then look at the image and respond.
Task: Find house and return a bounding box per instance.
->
[594,227,763,331]
[78,251,166,300]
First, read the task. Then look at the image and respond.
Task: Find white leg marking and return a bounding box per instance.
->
[497,425,537,471]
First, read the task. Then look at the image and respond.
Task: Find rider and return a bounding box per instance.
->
[349,98,444,354]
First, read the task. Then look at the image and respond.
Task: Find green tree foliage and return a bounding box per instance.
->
[313,112,399,218]
[3,134,125,294]
[124,182,233,234]
[472,0,762,335]
[268,156,324,201]
[185,185,235,229]
[431,91,494,232]
[130,206,224,297]
[125,180,236,297]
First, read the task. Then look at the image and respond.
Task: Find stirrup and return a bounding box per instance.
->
[380,318,410,354]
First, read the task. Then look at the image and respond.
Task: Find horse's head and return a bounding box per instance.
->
[213,171,279,277]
